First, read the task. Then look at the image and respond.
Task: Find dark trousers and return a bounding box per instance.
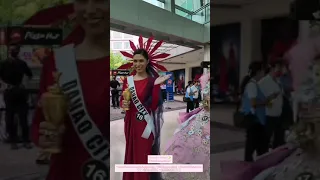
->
[4,87,29,143]
[266,116,285,149]
[161,89,167,101]
[244,120,269,162]
[186,100,194,113]
[111,89,119,108]
[194,98,199,108]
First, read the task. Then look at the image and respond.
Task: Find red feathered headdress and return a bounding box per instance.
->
[24,3,84,45]
[118,36,169,75]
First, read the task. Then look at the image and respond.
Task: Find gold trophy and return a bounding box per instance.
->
[39,72,68,153]
[122,87,131,111]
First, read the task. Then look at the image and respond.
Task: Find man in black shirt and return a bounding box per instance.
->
[110,76,120,109]
[0,45,33,149]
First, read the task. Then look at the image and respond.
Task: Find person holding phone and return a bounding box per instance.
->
[259,60,286,149]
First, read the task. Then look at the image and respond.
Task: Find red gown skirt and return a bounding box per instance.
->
[122,78,160,180]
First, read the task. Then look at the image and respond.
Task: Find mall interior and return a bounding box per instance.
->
[0,0,211,179]
[110,0,210,95]
[0,0,318,179]
[110,0,210,179]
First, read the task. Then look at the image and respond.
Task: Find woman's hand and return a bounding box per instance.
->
[154,74,171,85]
[38,121,64,149]
[122,100,130,109]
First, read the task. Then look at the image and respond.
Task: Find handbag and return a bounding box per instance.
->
[233,92,256,129]
[233,110,255,128]
[183,97,191,102]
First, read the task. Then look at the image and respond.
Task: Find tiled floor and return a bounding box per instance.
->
[0,105,246,180]
[110,109,181,180]
[211,149,245,179]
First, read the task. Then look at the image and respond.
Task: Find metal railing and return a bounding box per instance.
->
[142,0,210,24]
[174,3,210,24]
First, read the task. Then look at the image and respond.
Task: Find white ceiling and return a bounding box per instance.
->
[159,48,204,64]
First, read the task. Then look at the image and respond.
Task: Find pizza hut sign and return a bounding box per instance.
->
[7,27,63,45]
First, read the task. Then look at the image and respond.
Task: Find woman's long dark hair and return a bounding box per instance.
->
[185,81,192,89]
[133,48,158,77]
[239,61,264,95]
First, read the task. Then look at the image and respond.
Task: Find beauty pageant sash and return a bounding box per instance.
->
[54,45,108,180]
[127,76,155,140]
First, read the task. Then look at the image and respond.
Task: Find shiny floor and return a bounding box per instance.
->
[110,109,181,180]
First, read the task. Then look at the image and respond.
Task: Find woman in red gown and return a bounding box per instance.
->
[26,1,109,180]
[118,37,170,180]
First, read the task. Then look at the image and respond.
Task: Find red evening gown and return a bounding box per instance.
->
[31,55,109,180]
[121,77,161,180]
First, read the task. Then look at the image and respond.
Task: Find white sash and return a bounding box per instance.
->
[54,45,109,167]
[127,76,155,139]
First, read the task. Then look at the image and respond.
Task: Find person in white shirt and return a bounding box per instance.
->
[240,61,277,161]
[191,81,199,108]
[185,81,194,112]
[258,61,284,149]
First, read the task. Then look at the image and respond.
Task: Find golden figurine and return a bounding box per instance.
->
[122,88,131,111]
[39,72,68,153]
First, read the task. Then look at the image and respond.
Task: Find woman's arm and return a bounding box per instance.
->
[151,82,161,111]
[31,55,55,146]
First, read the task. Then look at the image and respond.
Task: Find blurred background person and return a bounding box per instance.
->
[239,61,271,161]
[191,81,200,108]
[161,83,167,102]
[0,45,33,150]
[185,81,194,113]
[259,60,285,149]
[110,76,121,109]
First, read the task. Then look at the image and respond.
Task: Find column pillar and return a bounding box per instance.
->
[240,18,262,81]
[164,0,175,13]
[185,67,191,86]
[203,44,210,74]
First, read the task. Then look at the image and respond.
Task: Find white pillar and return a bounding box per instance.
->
[203,44,210,74]
[240,19,262,81]
[185,67,191,86]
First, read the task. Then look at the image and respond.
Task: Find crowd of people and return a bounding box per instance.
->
[236,60,294,162]
[184,80,202,112]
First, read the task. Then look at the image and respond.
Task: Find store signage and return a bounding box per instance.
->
[112,70,130,76]
[7,27,62,45]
